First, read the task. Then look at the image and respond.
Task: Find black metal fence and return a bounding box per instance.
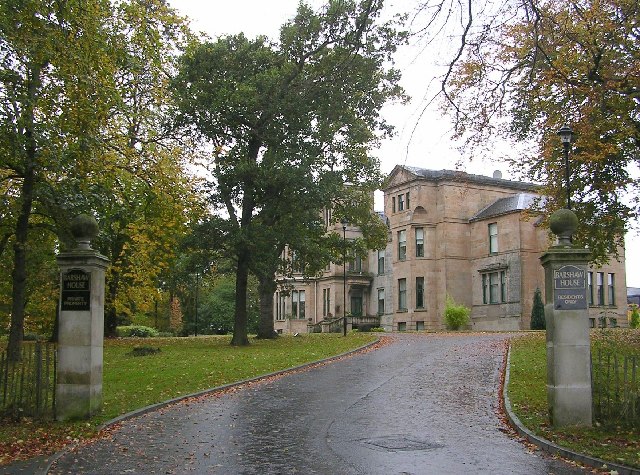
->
[0,341,56,419]
[592,350,639,428]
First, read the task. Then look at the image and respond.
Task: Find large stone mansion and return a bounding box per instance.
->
[274,165,628,333]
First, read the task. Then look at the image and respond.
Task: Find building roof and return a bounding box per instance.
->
[470,193,540,222]
[395,166,538,192]
[628,287,640,297]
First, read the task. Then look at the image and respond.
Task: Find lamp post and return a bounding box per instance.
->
[194,272,199,337]
[154,292,158,329]
[341,218,348,337]
[557,124,574,210]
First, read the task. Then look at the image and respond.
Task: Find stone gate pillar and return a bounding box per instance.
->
[56,214,109,421]
[540,209,592,428]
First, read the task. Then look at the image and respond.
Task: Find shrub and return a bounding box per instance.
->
[157,331,175,338]
[630,305,640,329]
[129,326,159,338]
[443,295,470,330]
[116,325,159,338]
[530,287,546,330]
[128,346,161,357]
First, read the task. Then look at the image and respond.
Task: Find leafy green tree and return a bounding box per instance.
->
[94,153,204,336]
[439,0,639,263]
[530,288,546,330]
[92,0,204,336]
[197,274,259,335]
[200,276,235,335]
[1,0,206,357]
[0,0,118,360]
[171,0,405,345]
[0,226,58,338]
[251,179,388,339]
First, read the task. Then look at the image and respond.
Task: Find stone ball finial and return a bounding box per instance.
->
[549,208,578,246]
[70,214,99,250]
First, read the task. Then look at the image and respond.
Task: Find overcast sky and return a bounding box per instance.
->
[167,0,639,288]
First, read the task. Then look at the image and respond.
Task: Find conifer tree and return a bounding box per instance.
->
[530,288,546,330]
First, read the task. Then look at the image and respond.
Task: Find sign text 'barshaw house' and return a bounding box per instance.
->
[553,265,588,310]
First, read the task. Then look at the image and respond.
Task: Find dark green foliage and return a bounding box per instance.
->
[170,1,405,345]
[116,325,159,338]
[530,288,546,330]
[22,333,42,341]
[196,275,259,335]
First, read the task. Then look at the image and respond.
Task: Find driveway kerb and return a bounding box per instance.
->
[41,336,381,475]
[503,344,640,475]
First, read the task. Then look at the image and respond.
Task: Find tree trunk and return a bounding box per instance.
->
[104,271,119,337]
[231,249,250,346]
[104,236,126,337]
[50,297,60,343]
[256,273,277,339]
[7,166,35,362]
[230,136,260,346]
[7,64,40,362]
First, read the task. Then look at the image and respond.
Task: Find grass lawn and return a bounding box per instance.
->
[0,332,377,465]
[508,331,640,469]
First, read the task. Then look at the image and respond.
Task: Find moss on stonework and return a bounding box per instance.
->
[70,214,99,240]
[549,208,578,236]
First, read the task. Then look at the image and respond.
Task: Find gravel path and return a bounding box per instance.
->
[49,333,588,474]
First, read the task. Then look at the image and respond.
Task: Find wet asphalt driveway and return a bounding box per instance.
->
[49,333,588,474]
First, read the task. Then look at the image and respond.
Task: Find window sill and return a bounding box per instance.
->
[397,308,408,313]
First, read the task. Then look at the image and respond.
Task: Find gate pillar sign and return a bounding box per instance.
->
[56,214,109,421]
[540,209,592,428]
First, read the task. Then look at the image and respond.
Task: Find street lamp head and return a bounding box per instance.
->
[557,124,574,210]
[557,124,573,147]
[341,217,348,230]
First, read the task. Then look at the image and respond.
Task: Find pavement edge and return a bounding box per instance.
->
[503,343,640,475]
[41,336,382,474]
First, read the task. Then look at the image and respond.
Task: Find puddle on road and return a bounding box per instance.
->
[361,435,444,452]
